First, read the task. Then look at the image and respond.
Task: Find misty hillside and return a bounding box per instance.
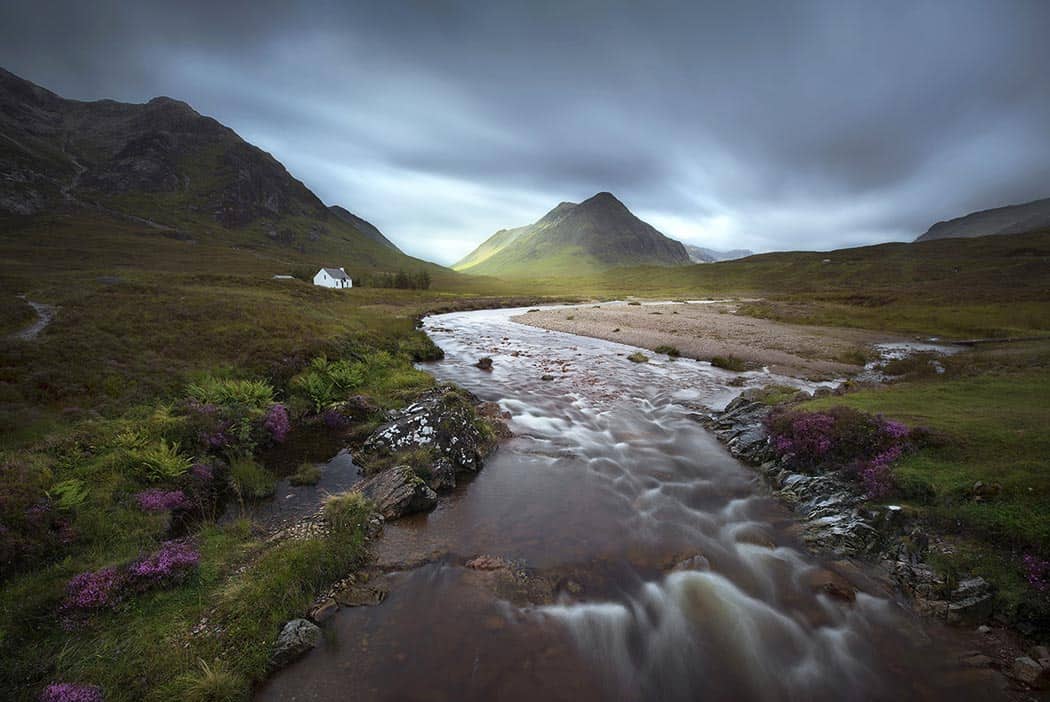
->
[684,244,753,263]
[916,196,1050,242]
[453,192,690,276]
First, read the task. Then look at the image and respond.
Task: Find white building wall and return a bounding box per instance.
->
[312,270,352,288]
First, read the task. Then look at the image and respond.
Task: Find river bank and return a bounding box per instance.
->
[256,306,1023,701]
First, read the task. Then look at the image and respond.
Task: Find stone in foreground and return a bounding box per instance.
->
[271,618,321,668]
[352,465,438,519]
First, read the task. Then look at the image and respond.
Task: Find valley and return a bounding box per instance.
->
[1,62,1049,702]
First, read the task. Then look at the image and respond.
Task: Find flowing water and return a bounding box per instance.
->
[257,305,1004,702]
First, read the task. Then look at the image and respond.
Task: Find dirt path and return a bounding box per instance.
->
[513,300,901,380]
[11,295,57,341]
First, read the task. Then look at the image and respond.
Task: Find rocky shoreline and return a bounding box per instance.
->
[698,387,1050,693]
[261,382,513,670]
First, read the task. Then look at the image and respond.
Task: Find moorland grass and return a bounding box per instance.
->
[801,344,1050,619]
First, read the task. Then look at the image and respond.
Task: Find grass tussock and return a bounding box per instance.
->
[711,355,747,372]
[289,462,322,486]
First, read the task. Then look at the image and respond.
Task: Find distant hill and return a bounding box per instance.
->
[0,67,430,273]
[327,206,401,252]
[684,244,753,263]
[453,192,690,276]
[916,197,1050,242]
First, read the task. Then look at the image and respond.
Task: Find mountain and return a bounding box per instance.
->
[0,67,427,271]
[453,192,690,276]
[684,244,753,263]
[327,206,401,252]
[916,197,1050,242]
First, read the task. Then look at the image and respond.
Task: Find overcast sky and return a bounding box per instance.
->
[2,1,1049,264]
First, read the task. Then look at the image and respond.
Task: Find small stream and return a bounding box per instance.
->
[257,305,1003,701]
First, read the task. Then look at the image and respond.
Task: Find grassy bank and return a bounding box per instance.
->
[0,213,564,700]
[801,341,1050,626]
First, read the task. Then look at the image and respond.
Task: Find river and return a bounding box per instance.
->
[257,305,1004,702]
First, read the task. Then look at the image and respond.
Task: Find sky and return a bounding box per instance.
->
[2,1,1049,265]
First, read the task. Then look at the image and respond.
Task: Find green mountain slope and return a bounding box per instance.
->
[453,192,690,276]
[0,67,435,274]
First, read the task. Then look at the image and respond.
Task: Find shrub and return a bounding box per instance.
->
[289,463,321,486]
[135,489,189,512]
[292,372,338,414]
[186,377,274,410]
[627,352,648,363]
[767,406,913,497]
[0,457,77,569]
[62,567,125,613]
[262,403,290,443]
[229,457,275,500]
[322,407,350,429]
[653,345,681,357]
[128,540,200,586]
[136,440,193,482]
[711,355,746,372]
[398,332,444,362]
[48,479,89,511]
[39,683,104,702]
[323,492,373,534]
[1023,554,1050,592]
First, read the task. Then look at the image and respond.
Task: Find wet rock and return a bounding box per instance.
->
[671,554,711,572]
[309,598,339,623]
[947,577,995,625]
[476,357,493,370]
[354,385,504,486]
[339,394,379,420]
[958,652,994,668]
[1030,645,1050,667]
[804,568,857,603]
[541,374,555,381]
[352,465,437,520]
[1010,656,1049,688]
[467,555,512,570]
[271,618,321,668]
[334,583,387,607]
[426,457,458,492]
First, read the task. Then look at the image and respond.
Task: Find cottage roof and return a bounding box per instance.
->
[321,267,350,280]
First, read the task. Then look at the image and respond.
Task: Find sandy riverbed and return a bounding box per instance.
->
[513,301,899,380]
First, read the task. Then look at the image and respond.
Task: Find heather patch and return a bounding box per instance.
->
[135,489,189,512]
[767,406,914,498]
[39,682,104,702]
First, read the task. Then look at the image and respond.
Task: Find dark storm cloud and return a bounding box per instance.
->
[2,1,1049,262]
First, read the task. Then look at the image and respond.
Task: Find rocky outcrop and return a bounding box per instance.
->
[270,618,321,669]
[351,465,437,520]
[699,389,996,624]
[354,385,509,492]
[701,391,882,558]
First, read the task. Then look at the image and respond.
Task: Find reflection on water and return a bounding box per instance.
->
[257,306,1004,702]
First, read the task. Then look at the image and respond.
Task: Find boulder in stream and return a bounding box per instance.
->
[352,465,437,520]
[354,385,508,491]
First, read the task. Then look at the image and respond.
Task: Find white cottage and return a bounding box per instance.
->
[313,267,352,289]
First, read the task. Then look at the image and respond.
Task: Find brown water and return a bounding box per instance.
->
[257,305,1005,702]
